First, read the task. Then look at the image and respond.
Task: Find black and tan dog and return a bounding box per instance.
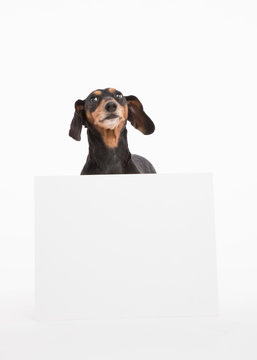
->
[69,88,156,174]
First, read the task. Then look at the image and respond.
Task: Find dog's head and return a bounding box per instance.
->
[69,88,155,147]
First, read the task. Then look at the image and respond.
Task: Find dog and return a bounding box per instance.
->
[69,88,156,175]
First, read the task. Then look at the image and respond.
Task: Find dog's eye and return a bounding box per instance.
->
[115,92,123,99]
[90,96,98,103]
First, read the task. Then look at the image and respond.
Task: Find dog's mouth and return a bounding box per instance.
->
[100,114,119,121]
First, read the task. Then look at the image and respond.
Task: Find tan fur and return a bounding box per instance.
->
[108,88,116,93]
[95,119,126,148]
[93,90,102,96]
[86,102,128,148]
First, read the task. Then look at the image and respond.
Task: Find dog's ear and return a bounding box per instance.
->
[125,95,155,135]
[69,99,87,141]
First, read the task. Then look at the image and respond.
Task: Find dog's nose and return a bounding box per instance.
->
[105,102,117,113]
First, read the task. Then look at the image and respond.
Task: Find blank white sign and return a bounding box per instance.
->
[35,174,217,320]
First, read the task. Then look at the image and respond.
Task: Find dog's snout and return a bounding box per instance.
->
[105,102,117,113]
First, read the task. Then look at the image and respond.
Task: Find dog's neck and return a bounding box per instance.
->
[86,125,131,174]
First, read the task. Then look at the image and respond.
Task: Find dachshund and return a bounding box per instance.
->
[69,88,156,175]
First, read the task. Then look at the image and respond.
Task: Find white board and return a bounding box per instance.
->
[35,174,218,320]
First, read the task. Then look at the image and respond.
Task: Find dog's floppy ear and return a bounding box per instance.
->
[125,95,155,135]
[69,99,87,141]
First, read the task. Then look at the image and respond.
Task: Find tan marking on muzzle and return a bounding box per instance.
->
[86,101,128,148]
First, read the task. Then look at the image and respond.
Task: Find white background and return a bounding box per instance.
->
[0,0,257,358]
